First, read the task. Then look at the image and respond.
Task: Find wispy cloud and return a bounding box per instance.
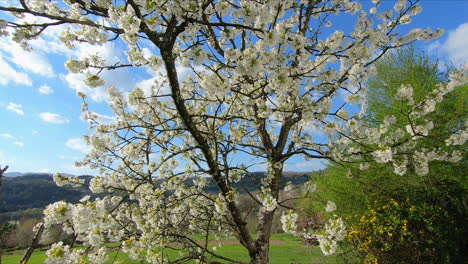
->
[0,134,24,147]
[65,138,91,154]
[428,22,468,67]
[38,84,54,94]
[39,168,53,173]
[0,36,55,78]
[0,133,15,139]
[282,162,325,172]
[443,22,468,66]
[6,102,24,115]
[13,141,24,147]
[39,112,70,124]
[0,57,32,86]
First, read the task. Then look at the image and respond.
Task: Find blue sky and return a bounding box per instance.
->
[0,1,467,175]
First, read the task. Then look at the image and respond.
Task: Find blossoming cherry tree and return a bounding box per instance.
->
[1,0,466,263]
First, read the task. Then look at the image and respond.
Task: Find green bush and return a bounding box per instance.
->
[347,198,457,264]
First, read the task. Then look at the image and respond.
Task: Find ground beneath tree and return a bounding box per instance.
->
[166,239,286,246]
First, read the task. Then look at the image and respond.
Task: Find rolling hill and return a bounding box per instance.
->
[0,171,318,222]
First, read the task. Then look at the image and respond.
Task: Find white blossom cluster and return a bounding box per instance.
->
[280,210,299,235]
[328,68,467,178]
[305,217,347,256]
[325,201,337,213]
[45,242,85,264]
[53,173,85,187]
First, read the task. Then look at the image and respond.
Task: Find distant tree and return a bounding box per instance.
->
[14,218,40,249]
[0,164,8,189]
[1,1,466,263]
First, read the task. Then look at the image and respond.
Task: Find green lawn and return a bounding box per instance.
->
[2,234,340,264]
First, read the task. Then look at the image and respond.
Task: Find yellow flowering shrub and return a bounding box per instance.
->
[347,199,448,264]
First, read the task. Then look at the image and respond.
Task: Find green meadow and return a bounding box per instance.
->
[2,234,341,264]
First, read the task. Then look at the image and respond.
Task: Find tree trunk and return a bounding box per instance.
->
[0,165,8,264]
[250,166,283,264]
[250,241,270,264]
[20,223,44,264]
[250,208,275,263]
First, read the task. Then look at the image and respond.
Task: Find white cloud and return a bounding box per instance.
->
[429,23,468,67]
[442,23,468,66]
[0,17,56,78]
[0,39,55,78]
[251,162,268,172]
[65,138,91,154]
[7,102,24,115]
[13,141,24,147]
[0,133,15,139]
[0,134,23,147]
[283,160,327,172]
[39,112,70,124]
[32,130,39,134]
[0,57,32,86]
[38,85,54,94]
[10,48,55,77]
[59,162,96,176]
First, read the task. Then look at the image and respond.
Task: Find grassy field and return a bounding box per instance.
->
[2,234,342,264]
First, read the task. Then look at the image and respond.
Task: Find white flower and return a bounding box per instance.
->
[303,181,317,193]
[316,217,347,256]
[53,173,67,187]
[260,193,277,212]
[90,177,105,193]
[45,242,84,264]
[393,159,408,176]
[88,247,108,264]
[280,210,298,234]
[396,84,414,105]
[336,109,349,120]
[0,19,7,29]
[84,73,105,87]
[373,147,393,163]
[446,130,468,146]
[359,163,370,170]
[394,0,407,12]
[64,59,87,73]
[214,196,228,215]
[317,235,338,256]
[325,201,337,212]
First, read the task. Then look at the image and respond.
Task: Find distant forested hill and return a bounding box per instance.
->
[0,174,92,214]
[0,171,318,222]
